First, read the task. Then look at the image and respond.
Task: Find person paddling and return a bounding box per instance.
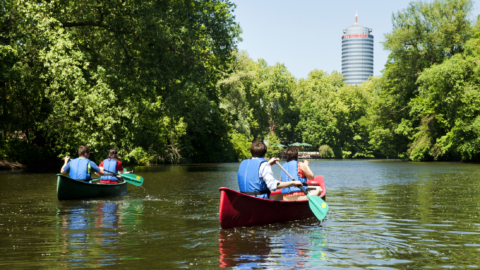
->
[281,147,320,199]
[98,149,124,184]
[238,141,302,199]
[61,146,104,182]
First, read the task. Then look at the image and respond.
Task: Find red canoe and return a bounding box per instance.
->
[219,176,327,229]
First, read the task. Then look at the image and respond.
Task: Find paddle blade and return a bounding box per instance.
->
[121,173,144,186]
[307,194,328,220]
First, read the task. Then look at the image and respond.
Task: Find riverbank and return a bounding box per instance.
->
[0,159,26,170]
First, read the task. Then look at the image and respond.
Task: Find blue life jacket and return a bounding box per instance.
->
[100,159,118,181]
[68,157,92,180]
[280,160,307,194]
[237,158,270,199]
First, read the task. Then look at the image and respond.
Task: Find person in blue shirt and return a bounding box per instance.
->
[238,141,302,199]
[60,146,104,181]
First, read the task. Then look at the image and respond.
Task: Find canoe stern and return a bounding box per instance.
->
[219,187,314,229]
[57,174,128,200]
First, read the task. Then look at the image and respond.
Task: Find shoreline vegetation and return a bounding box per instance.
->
[2,158,469,172]
[2,0,480,169]
[0,160,25,171]
[0,157,462,172]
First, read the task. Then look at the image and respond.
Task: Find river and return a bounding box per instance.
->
[1,160,480,269]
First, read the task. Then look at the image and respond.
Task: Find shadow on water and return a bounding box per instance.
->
[132,163,238,173]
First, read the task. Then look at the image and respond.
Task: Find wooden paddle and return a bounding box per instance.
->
[103,169,144,186]
[276,162,328,221]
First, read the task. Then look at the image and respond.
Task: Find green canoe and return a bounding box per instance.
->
[56,174,128,200]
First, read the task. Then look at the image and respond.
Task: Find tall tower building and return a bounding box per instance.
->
[341,9,374,85]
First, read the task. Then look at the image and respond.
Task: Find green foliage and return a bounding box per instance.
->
[0,138,50,167]
[342,150,352,159]
[4,0,480,166]
[126,147,154,166]
[369,0,477,160]
[267,147,281,159]
[295,70,378,159]
[229,131,252,161]
[218,0,480,163]
[0,0,240,165]
[266,133,281,158]
[218,51,256,136]
[409,34,480,161]
[218,51,298,142]
[318,145,334,158]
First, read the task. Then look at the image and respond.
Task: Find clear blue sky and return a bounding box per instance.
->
[231,0,480,79]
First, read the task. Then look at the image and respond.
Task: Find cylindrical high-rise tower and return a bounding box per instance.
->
[341,9,373,85]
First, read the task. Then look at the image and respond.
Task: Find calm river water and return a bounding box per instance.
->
[1,160,480,269]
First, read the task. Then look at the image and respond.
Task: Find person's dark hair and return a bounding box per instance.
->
[250,141,267,158]
[78,146,90,157]
[285,147,298,162]
[107,149,120,161]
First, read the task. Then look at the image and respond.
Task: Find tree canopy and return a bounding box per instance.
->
[368,0,479,160]
[3,0,480,166]
[1,0,241,165]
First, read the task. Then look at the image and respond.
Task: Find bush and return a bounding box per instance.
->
[319,145,335,158]
[229,131,252,161]
[265,134,281,158]
[342,150,352,159]
[126,147,154,165]
[267,147,281,158]
[0,138,54,168]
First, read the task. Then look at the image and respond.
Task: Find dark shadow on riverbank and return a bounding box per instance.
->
[0,159,26,171]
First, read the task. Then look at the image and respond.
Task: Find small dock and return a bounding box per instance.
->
[299,151,320,159]
[280,151,320,159]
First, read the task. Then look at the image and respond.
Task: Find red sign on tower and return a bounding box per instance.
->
[343,34,368,39]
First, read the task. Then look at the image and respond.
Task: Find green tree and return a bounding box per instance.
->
[409,34,480,161]
[218,51,257,137]
[295,70,377,158]
[0,0,240,164]
[370,0,477,160]
[218,52,298,143]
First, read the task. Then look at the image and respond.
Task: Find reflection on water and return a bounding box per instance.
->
[218,223,331,268]
[279,234,310,269]
[219,231,272,268]
[2,161,480,268]
[55,200,144,268]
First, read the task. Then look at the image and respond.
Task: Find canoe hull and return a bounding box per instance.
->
[219,187,317,229]
[57,174,128,200]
